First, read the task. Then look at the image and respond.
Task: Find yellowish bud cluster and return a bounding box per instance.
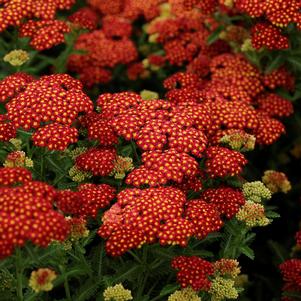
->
[241,39,255,52]
[103,283,133,301]
[214,259,241,279]
[140,90,159,100]
[69,165,92,182]
[110,156,134,179]
[220,132,255,152]
[242,181,272,203]
[3,49,30,66]
[209,277,238,301]
[65,147,87,160]
[236,201,270,227]
[9,138,22,150]
[29,268,57,293]
[3,151,33,168]
[168,287,201,301]
[262,170,291,194]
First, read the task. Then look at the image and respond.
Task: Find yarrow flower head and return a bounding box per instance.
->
[236,201,270,228]
[262,170,291,194]
[103,283,133,301]
[208,276,239,301]
[172,256,214,291]
[213,259,241,279]
[279,259,301,299]
[19,20,71,51]
[68,165,92,183]
[56,184,116,218]
[167,287,201,301]
[242,181,272,203]
[3,50,30,66]
[220,131,256,152]
[205,146,248,178]
[201,187,246,219]
[0,168,70,258]
[75,147,117,177]
[29,268,57,293]
[3,151,33,168]
[98,187,200,256]
[110,156,134,179]
[63,217,89,249]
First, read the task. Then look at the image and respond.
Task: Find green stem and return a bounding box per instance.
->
[59,266,72,301]
[130,140,141,165]
[98,243,104,277]
[15,248,24,301]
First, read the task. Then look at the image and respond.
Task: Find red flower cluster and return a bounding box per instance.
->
[147,13,217,66]
[75,147,117,176]
[0,0,75,32]
[236,0,301,28]
[172,256,214,291]
[68,27,137,87]
[68,7,99,31]
[56,184,116,218]
[98,186,229,256]
[162,54,293,145]
[169,0,218,15]
[87,0,163,21]
[0,73,34,103]
[19,20,70,51]
[185,200,223,239]
[99,187,192,255]
[256,93,294,118]
[126,149,199,187]
[251,22,289,50]
[0,167,69,258]
[201,187,246,218]
[1,73,93,148]
[235,0,301,50]
[279,259,301,300]
[205,146,248,178]
[0,117,16,142]
[32,124,78,151]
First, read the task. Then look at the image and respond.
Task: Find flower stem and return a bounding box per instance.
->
[15,248,24,301]
[59,266,72,301]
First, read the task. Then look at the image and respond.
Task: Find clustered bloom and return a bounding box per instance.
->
[209,277,238,301]
[0,167,70,258]
[29,268,57,293]
[56,183,116,218]
[3,50,30,66]
[213,259,241,278]
[0,0,75,32]
[205,147,247,178]
[110,156,134,179]
[251,22,289,50]
[219,130,256,152]
[75,147,117,177]
[1,73,93,149]
[262,170,292,194]
[171,256,214,291]
[103,283,133,301]
[32,123,78,151]
[167,287,201,301]
[99,187,194,256]
[242,181,272,203]
[3,151,33,168]
[201,187,246,219]
[279,259,301,300]
[236,201,270,228]
[68,7,99,31]
[19,20,71,51]
[68,25,138,86]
